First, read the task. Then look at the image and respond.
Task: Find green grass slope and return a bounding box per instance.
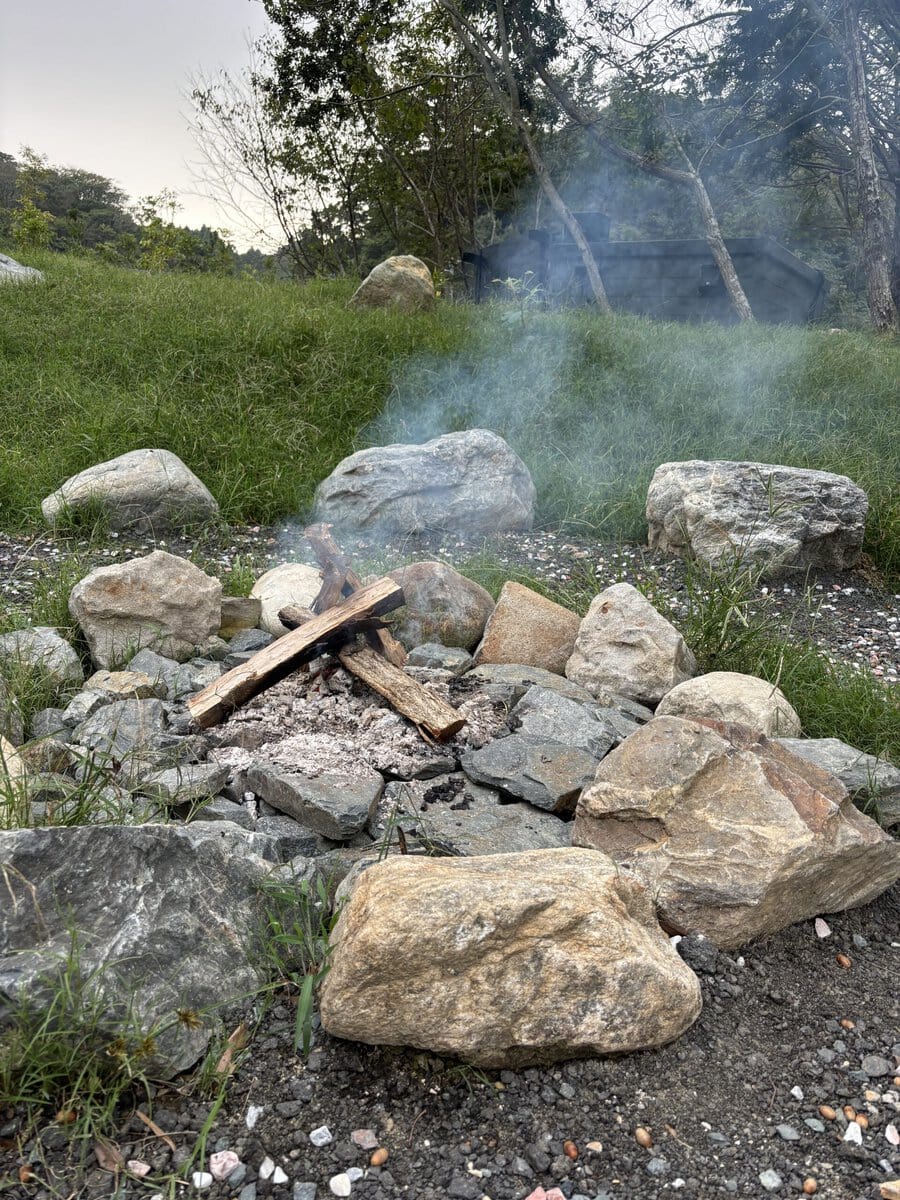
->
[1,252,898,576]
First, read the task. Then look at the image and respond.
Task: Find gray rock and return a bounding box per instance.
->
[256,814,328,859]
[0,822,277,1077]
[194,796,256,829]
[647,460,867,573]
[776,1124,800,1141]
[247,762,384,840]
[461,734,599,814]
[0,625,84,688]
[127,648,182,695]
[406,643,474,674]
[860,1054,893,1076]
[759,1170,782,1191]
[228,628,275,655]
[508,686,634,757]
[313,429,535,537]
[72,699,168,779]
[463,663,596,709]
[349,255,435,312]
[372,775,572,856]
[70,551,222,670]
[29,708,68,740]
[0,251,43,283]
[136,763,230,805]
[42,448,219,533]
[0,677,24,746]
[61,689,109,727]
[776,737,900,827]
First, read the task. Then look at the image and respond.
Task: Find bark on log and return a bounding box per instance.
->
[187,577,405,728]
[304,522,408,666]
[337,643,466,742]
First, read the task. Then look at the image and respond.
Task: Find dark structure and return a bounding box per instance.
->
[463,213,827,323]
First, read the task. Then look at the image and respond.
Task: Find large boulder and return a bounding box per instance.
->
[250,563,322,637]
[387,561,494,650]
[573,717,900,949]
[0,625,84,689]
[319,849,702,1068]
[565,583,696,706]
[0,252,43,283]
[646,460,867,573]
[0,823,277,1078]
[313,429,536,536]
[349,255,435,313]
[475,582,581,675]
[656,671,801,737]
[777,737,900,828]
[41,448,219,533]
[69,551,222,669]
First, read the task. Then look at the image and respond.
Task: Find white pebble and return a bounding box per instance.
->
[259,1156,276,1180]
[814,917,832,938]
[127,1161,151,1177]
[245,1103,264,1129]
[790,1086,805,1100]
[886,1123,899,1146]
[310,1125,334,1146]
[347,1167,364,1182]
[330,1174,352,1197]
[843,1120,863,1144]
[191,1173,213,1190]
[273,1166,289,1184]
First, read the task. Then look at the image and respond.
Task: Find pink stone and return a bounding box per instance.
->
[210,1149,241,1180]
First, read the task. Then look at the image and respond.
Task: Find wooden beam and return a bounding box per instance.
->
[337,644,466,742]
[187,577,405,728]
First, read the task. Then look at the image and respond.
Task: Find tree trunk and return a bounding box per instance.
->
[842,0,898,330]
[690,173,755,322]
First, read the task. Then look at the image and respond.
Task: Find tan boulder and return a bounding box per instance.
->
[655,671,801,736]
[475,581,581,675]
[388,561,494,650]
[349,255,436,313]
[84,669,163,700]
[0,735,26,786]
[219,596,262,639]
[574,716,900,949]
[69,551,222,669]
[250,564,322,636]
[319,848,702,1068]
[565,582,696,705]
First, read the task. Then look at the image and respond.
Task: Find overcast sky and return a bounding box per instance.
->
[1,0,274,249]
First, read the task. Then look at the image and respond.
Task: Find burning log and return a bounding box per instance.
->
[304,523,408,667]
[187,577,405,728]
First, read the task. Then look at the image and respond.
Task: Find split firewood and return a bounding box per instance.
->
[304,522,407,667]
[186,577,405,728]
[337,643,466,742]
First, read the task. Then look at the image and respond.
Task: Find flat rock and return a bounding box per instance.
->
[41,448,219,533]
[71,699,169,777]
[0,822,277,1077]
[656,671,801,737]
[461,733,599,813]
[0,625,84,688]
[250,563,322,637]
[387,561,494,650]
[406,643,474,674]
[475,581,581,675]
[136,763,230,805]
[464,663,595,709]
[247,762,384,840]
[320,849,702,1067]
[70,551,222,668]
[574,716,900,948]
[566,583,696,706]
[777,737,900,827]
[83,668,162,700]
[371,775,572,856]
[313,429,536,537]
[646,460,867,573]
[348,255,436,312]
[219,596,262,639]
[509,686,638,755]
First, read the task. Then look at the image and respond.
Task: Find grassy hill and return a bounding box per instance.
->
[1,251,898,577]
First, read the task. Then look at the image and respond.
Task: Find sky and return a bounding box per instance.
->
[1,0,275,250]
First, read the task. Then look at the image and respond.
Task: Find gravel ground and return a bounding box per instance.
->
[2,523,898,1200]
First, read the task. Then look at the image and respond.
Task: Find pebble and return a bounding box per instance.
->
[634,1126,653,1148]
[210,1151,240,1181]
[776,1124,800,1140]
[191,1174,213,1191]
[310,1125,334,1147]
[346,1167,364,1182]
[647,1156,669,1176]
[245,1105,264,1130]
[238,1186,257,1200]
[759,1169,782,1191]
[350,1129,378,1150]
[804,1119,826,1133]
[329,1174,352,1198]
[259,1157,276,1180]
[370,1148,389,1167]
[790,1086,804,1100]
[843,1121,863,1144]
[863,1055,894,1077]
[293,1185,317,1200]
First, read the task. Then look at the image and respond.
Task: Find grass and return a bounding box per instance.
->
[0,251,898,579]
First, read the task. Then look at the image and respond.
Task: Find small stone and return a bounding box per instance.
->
[245,1104,264,1129]
[759,1169,782,1191]
[802,1180,817,1195]
[563,1139,578,1159]
[310,1126,334,1147]
[346,1168,364,1182]
[835,952,852,969]
[293,1185,317,1200]
[804,1119,826,1133]
[843,1121,863,1144]
[210,1151,241,1181]
[776,1124,800,1141]
[886,1124,900,1146]
[852,933,868,949]
[647,1157,669,1176]
[880,1183,900,1200]
[635,1126,653,1148]
[273,1167,289,1185]
[351,1129,378,1150]
[862,1055,893,1077]
[818,1105,836,1121]
[329,1175,352,1198]
[127,1161,151,1177]
[840,1018,855,1030]
[370,1148,389,1167]
[790,1086,804,1100]
[192,1173,214,1190]
[585,1141,603,1153]
[814,918,831,938]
